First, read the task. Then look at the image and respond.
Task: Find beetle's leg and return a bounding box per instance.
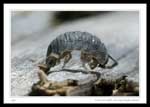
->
[41,54,59,74]
[46,53,59,66]
[38,69,49,85]
[88,57,98,70]
[105,54,118,68]
[38,64,50,74]
[80,50,91,70]
[62,51,72,68]
[47,57,58,74]
[99,54,118,69]
[82,62,89,71]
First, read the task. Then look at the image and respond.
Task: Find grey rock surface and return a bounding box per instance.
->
[11,11,139,96]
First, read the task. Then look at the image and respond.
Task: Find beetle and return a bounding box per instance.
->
[38,31,118,74]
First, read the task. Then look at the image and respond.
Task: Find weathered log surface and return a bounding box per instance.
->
[11,11,139,96]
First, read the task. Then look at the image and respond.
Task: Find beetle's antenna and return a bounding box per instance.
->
[104,54,118,69]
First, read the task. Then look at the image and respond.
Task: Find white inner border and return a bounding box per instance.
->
[4,4,147,104]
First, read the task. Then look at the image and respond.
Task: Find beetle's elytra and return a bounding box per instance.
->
[39,31,118,74]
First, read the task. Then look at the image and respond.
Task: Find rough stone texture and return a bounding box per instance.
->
[11,11,139,96]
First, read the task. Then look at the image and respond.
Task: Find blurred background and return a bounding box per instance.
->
[11,11,109,44]
[11,11,139,96]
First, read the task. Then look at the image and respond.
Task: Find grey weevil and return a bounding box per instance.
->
[38,31,118,74]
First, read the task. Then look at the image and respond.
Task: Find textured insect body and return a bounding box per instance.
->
[39,31,118,74]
